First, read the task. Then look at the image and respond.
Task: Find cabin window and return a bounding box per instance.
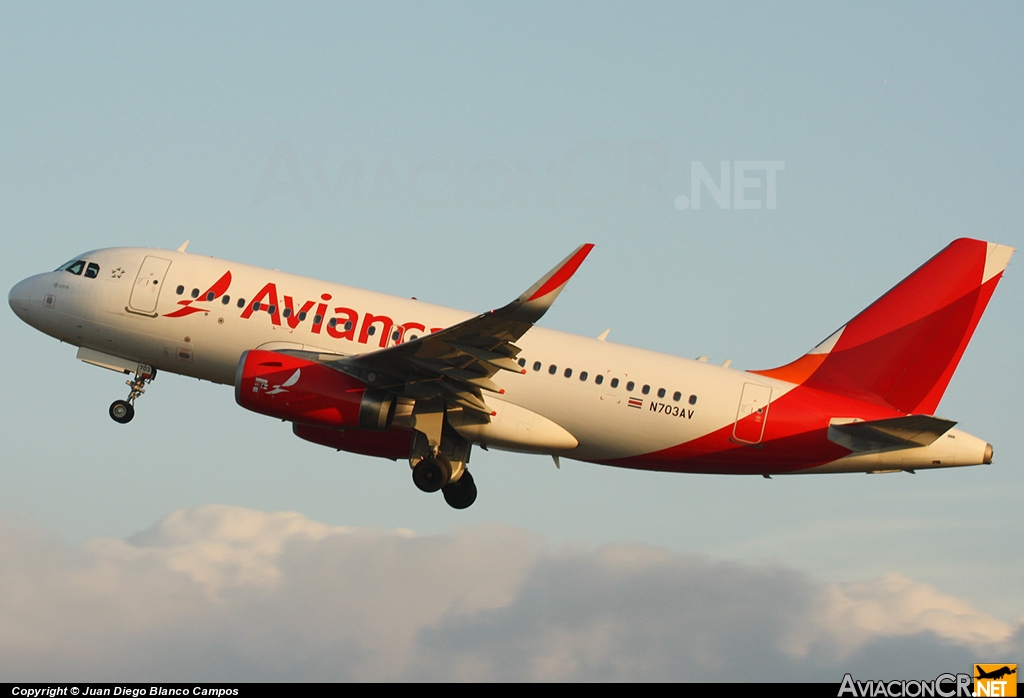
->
[548,364,557,375]
[314,314,323,324]
[595,375,604,385]
[237,298,246,308]
[221,295,230,305]
[564,368,572,378]
[192,288,200,298]
[283,308,292,318]
[392,330,401,341]
[206,291,215,302]
[610,378,619,388]
[642,385,650,395]
[580,371,588,381]
[367,326,376,336]
[267,305,276,315]
[252,302,261,312]
[626,381,635,391]
[298,311,307,321]
[673,391,681,402]
[518,358,526,367]
[689,395,697,405]
[176,285,185,295]
[328,318,336,327]
[658,388,666,398]
[533,361,541,372]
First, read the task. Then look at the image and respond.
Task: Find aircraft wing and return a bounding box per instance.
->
[323,243,595,414]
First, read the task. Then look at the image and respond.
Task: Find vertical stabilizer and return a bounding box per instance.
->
[753,238,1013,413]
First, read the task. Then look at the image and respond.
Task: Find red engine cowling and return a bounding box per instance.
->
[293,423,415,461]
[235,350,395,430]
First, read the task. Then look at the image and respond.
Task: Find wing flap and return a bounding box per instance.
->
[447,343,524,373]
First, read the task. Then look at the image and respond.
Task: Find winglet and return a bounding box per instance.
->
[518,243,594,309]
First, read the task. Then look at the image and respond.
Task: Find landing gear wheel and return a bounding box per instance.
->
[443,470,477,510]
[109,400,135,424]
[412,456,452,493]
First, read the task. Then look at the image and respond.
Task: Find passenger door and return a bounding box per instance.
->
[128,256,172,315]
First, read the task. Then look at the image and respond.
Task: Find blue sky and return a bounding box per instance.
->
[1,2,1021,681]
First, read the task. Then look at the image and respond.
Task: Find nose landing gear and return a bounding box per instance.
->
[108,365,155,424]
[109,399,134,424]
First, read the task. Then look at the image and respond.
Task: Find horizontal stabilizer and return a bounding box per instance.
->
[828,415,957,451]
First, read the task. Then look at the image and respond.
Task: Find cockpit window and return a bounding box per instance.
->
[85,262,100,278]
[61,260,86,275]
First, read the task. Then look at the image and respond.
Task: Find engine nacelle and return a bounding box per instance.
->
[293,423,415,461]
[235,350,394,430]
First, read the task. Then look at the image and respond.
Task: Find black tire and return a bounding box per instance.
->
[412,456,451,493]
[109,400,135,424]
[443,470,477,510]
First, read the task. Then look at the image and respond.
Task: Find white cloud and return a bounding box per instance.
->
[809,575,1016,652]
[0,505,1018,681]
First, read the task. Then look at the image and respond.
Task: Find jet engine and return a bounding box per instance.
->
[235,350,394,430]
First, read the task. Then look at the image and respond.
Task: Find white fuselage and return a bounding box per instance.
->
[8,246,992,474]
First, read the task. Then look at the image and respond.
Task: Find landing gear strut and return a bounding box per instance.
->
[108,365,155,424]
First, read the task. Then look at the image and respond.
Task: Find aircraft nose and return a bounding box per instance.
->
[9,276,37,321]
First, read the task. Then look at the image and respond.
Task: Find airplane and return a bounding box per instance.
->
[7,238,1014,509]
[975,666,1016,681]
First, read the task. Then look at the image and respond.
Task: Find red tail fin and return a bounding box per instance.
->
[752,239,1013,414]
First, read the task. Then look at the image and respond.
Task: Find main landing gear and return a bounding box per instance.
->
[108,365,155,424]
[407,413,478,509]
[400,397,480,509]
[411,454,478,510]
[412,454,451,493]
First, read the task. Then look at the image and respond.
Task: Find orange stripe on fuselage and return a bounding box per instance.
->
[749,352,828,385]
